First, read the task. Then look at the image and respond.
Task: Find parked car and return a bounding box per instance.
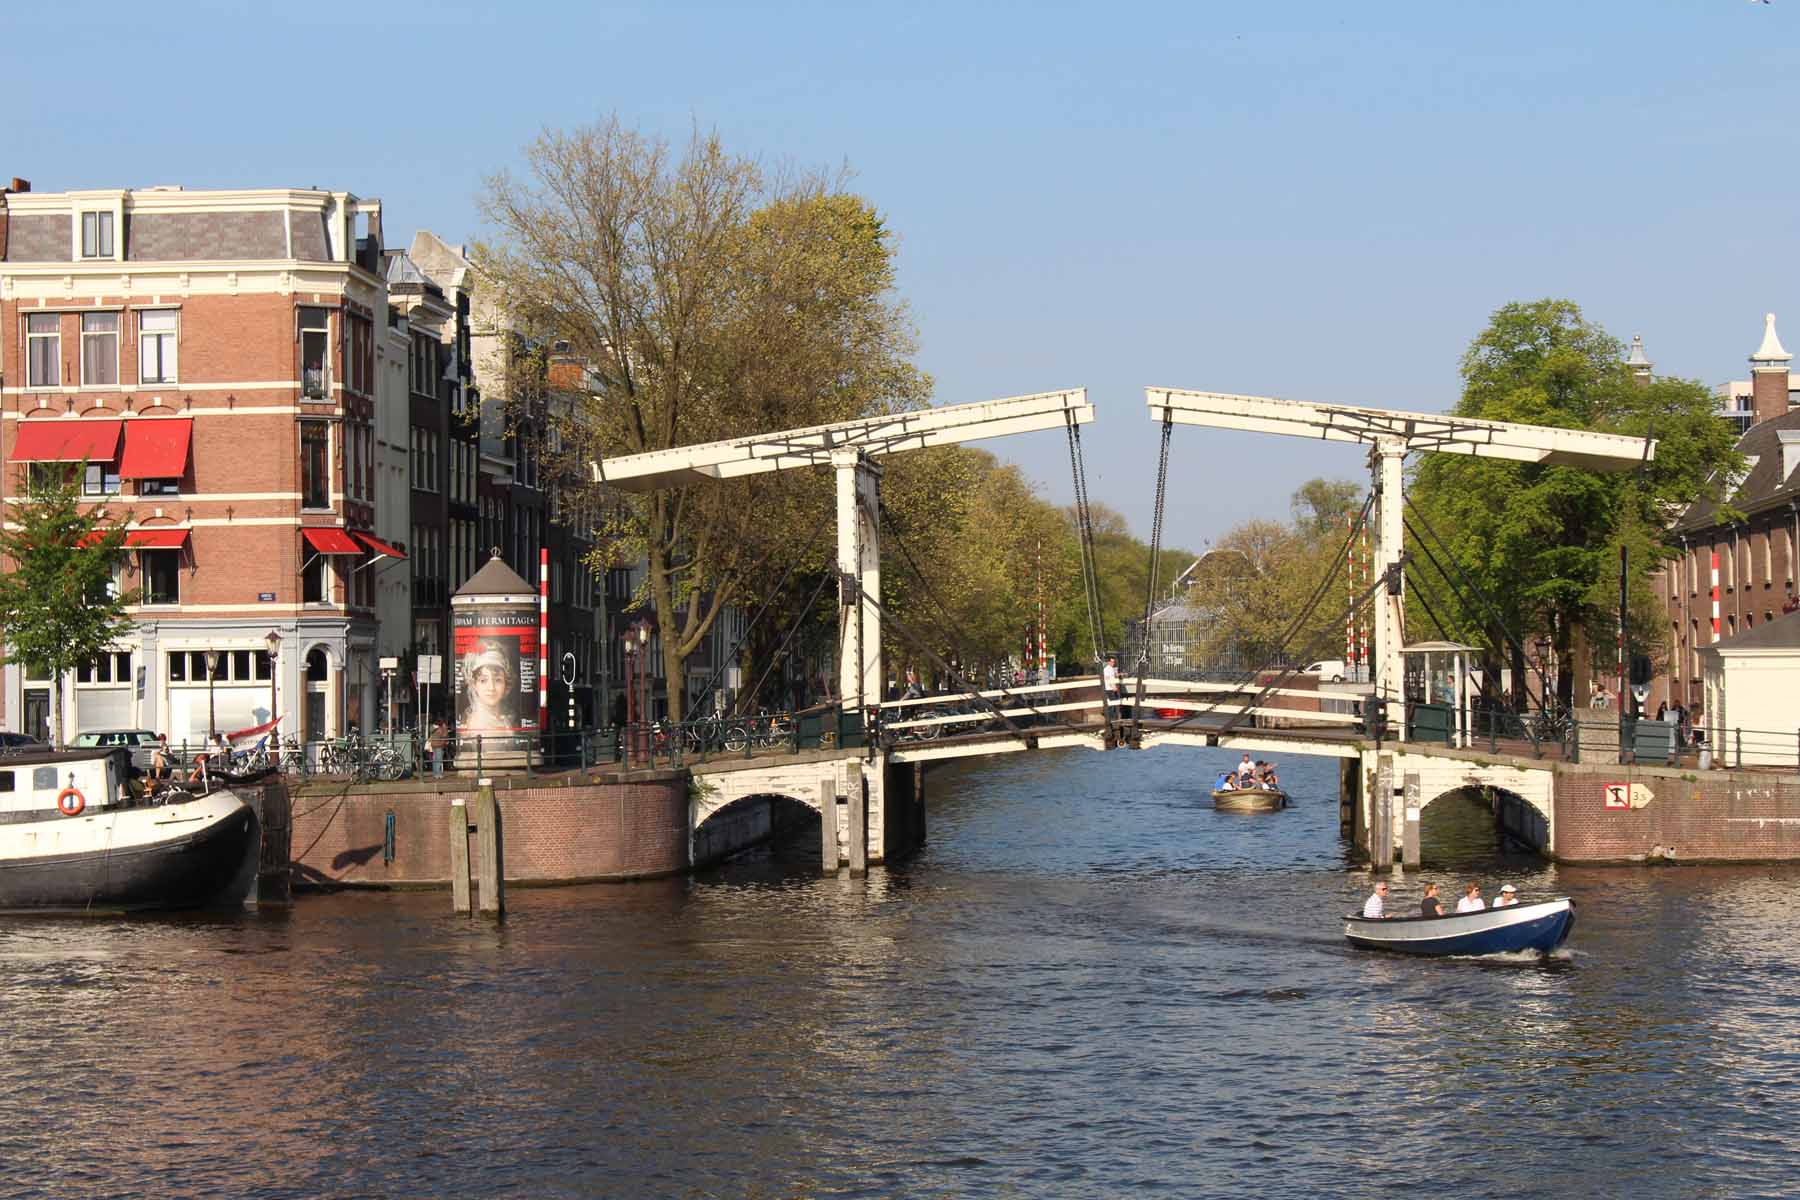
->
[1299,660,1347,683]
[0,731,50,755]
[70,729,163,771]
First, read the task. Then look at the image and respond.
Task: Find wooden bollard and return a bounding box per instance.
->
[848,773,867,877]
[449,797,471,914]
[820,774,839,873]
[472,779,504,917]
[1372,761,1393,870]
[1402,772,1421,868]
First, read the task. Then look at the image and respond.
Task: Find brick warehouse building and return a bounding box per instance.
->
[0,181,400,743]
[1652,313,1800,715]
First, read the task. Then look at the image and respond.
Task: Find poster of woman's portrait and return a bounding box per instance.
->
[457,636,521,733]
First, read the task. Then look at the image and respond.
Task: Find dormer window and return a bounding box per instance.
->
[80,210,114,259]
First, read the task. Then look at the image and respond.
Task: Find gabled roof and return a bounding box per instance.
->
[1699,607,1800,655]
[1674,407,1800,532]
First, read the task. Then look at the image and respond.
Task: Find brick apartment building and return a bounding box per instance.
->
[0,179,739,746]
[0,181,402,744]
[1652,313,1800,713]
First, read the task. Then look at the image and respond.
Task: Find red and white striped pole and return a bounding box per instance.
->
[538,546,549,731]
[1710,551,1721,642]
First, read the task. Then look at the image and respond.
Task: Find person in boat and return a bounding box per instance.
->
[1455,882,1485,913]
[1214,770,1235,791]
[187,731,228,784]
[1258,761,1280,790]
[1492,883,1519,907]
[148,732,172,784]
[1235,753,1257,787]
[1420,882,1443,917]
[1362,880,1389,918]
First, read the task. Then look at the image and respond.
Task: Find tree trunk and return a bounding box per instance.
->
[645,520,686,725]
[50,676,63,750]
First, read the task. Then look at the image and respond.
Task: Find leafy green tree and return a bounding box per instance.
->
[1408,299,1741,709]
[0,466,138,746]
[1192,479,1367,670]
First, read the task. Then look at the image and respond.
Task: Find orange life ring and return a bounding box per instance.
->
[57,786,85,817]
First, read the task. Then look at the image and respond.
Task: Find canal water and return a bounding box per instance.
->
[6,747,1800,1198]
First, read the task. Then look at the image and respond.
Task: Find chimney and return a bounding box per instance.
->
[1625,333,1653,389]
[6,178,28,194]
[1750,312,1792,426]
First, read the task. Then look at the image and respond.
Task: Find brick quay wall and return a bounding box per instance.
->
[288,770,693,887]
[1552,761,1800,863]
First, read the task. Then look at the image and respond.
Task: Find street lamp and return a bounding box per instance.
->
[636,621,650,723]
[622,634,637,726]
[204,648,220,740]
[265,630,281,729]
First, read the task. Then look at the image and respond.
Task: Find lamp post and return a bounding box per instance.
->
[265,630,281,729]
[636,621,650,723]
[204,648,220,740]
[622,636,637,727]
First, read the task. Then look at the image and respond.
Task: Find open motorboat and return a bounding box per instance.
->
[1344,897,1575,956]
[1211,787,1288,812]
[0,748,258,912]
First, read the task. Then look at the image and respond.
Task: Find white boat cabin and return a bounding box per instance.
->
[0,750,130,820]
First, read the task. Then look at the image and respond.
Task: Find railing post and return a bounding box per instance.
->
[1736,728,1743,768]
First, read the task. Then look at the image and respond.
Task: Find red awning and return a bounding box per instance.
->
[124,529,189,549]
[302,527,363,554]
[354,531,407,560]
[118,418,193,480]
[9,419,124,463]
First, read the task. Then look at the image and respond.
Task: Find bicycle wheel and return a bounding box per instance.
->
[724,724,749,752]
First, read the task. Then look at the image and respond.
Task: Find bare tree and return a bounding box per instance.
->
[478,119,927,718]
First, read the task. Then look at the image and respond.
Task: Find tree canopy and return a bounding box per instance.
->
[1407,299,1741,708]
[478,119,928,718]
[0,466,138,746]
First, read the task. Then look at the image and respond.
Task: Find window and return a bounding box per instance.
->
[141,549,180,605]
[76,651,133,685]
[299,307,331,398]
[165,650,270,684]
[347,313,373,395]
[301,420,330,509]
[81,312,119,386]
[303,553,327,604]
[139,309,178,384]
[140,477,180,496]
[26,314,60,389]
[84,462,121,496]
[81,210,114,259]
[28,462,75,490]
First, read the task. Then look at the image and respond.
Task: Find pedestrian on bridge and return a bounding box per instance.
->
[1102,656,1119,707]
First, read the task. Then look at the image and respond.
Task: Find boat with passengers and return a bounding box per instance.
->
[1344,896,1575,956]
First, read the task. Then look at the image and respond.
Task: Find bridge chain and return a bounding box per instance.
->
[1065,413,1108,668]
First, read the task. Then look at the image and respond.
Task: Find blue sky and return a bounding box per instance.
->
[11,1,1796,550]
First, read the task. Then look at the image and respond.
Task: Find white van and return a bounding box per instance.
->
[1300,660,1346,683]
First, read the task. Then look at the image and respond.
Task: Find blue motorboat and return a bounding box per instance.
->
[1344,897,1574,956]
